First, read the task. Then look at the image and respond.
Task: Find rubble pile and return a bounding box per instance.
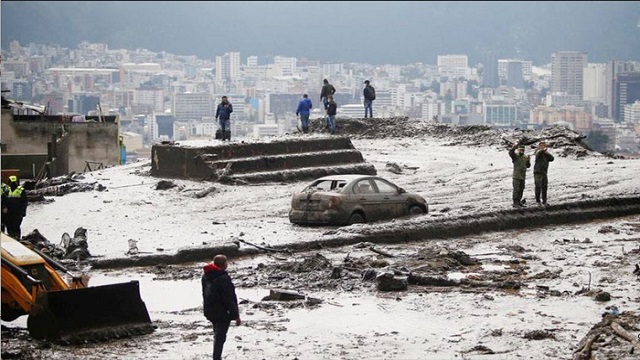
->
[24,174,106,202]
[21,227,92,261]
[308,117,600,158]
[572,312,640,360]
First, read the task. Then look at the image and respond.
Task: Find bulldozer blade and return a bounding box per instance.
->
[27,280,154,344]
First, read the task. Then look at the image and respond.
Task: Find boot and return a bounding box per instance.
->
[224,130,231,141]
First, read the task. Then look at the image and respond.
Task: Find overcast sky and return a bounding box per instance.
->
[2,1,640,65]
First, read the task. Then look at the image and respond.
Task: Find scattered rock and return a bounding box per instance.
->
[376,272,408,291]
[594,291,611,302]
[155,180,176,190]
[523,330,556,340]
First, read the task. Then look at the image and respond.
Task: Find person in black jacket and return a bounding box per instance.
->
[320,79,336,129]
[320,79,336,110]
[533,141,554,206]
[2,175,28,239]
[326,95,338,135]
[202,254,241,360]
[363,80,375,118]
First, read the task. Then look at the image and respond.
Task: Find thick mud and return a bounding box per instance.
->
[3,215,640,359]
[7,123,640,359]
[89,195,640,270]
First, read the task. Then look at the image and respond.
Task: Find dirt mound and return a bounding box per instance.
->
[309,117,601,158]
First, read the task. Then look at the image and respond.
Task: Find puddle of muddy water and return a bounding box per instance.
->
[25,270,604,360]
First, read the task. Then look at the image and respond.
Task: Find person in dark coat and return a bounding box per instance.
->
[202,254,241,360]
[320,79,336,110]
[320,79,336,129]
[326,95,338,135]
[215,96,233,141]
[508,144,531,208]
[533,141,554,205]
[1,175,28,239]
[363,80,375,118]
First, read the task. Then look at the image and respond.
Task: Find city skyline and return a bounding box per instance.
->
[2,1,640,66]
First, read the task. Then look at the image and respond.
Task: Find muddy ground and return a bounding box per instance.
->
[3,120,640,359]
[2,215,640,359]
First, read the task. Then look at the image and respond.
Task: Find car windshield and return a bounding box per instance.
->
[305,179,347,192]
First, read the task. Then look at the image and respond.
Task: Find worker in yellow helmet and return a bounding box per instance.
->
[1,175,28,239]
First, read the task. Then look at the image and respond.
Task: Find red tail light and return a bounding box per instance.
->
[328,196,341,209]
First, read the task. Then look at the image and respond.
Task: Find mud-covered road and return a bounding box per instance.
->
[4,122,640,359]
[3,214,640,359]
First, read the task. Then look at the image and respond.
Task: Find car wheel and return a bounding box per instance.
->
[347,213,365,225]
[409,205,425,215]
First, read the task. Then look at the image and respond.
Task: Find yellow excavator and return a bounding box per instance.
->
[1,233,154,344]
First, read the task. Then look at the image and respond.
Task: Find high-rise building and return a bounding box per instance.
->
[551,51,588,97]
[613,72,640,121]
[481,51,499,88]
[583,63,607,103]
[215,52,241,82]
[505,62,525,89]
[173,92,214,122]
[498,59,533,82]
[623,100,640,124]
[605,60,639,117]
[437,54,470,79]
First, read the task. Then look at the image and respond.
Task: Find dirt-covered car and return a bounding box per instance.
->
[289,174,428,226]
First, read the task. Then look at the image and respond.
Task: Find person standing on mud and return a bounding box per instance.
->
[215,96,233,141]
[508,144,530,208]
[1,175,28,239]
[363,80,376,118]
[296,93,313,134]
[320,79,336,128]
[202,254,241,360]
[533,141,554,206]
[326,95,338,135]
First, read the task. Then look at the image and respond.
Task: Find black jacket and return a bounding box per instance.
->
[363,85,375,101]
[320,84,336,100]
[534,150,554,175]
[327,100,337,116]
[201,264,239,323]
[2,183,27,218]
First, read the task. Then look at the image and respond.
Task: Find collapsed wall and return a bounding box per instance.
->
[150,135,377,184]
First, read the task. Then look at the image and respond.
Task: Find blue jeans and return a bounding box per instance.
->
[218,118,230,132]
[327,115,336,134]
[364,100,373,118]
[300,114,310,132]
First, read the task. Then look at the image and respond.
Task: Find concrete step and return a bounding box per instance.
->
[204,149,366,175]
[221,163,377,184]
[151,136,375,183]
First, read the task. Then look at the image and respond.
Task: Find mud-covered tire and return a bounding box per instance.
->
[409,205,425,215]
[347,213,365,225]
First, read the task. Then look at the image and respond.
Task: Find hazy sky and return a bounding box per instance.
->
[2,1,640,65]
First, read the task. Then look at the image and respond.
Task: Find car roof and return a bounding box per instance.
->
[313,174,377,182]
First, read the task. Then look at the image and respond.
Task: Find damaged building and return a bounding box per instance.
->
[1,104,123,181]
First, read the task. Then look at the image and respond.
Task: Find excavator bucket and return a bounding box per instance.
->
[27,280,154,344]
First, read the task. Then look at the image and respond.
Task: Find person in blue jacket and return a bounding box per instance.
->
[215,96,233,141]
[296,94,313,133]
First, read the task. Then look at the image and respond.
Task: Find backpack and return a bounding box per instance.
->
[366,86,376,101]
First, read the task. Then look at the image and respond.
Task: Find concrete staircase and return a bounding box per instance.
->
[151,136,377,184]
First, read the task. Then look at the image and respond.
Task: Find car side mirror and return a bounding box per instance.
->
[398,188,406,194]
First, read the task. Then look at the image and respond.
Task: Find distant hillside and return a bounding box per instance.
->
[2,1,639,65]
